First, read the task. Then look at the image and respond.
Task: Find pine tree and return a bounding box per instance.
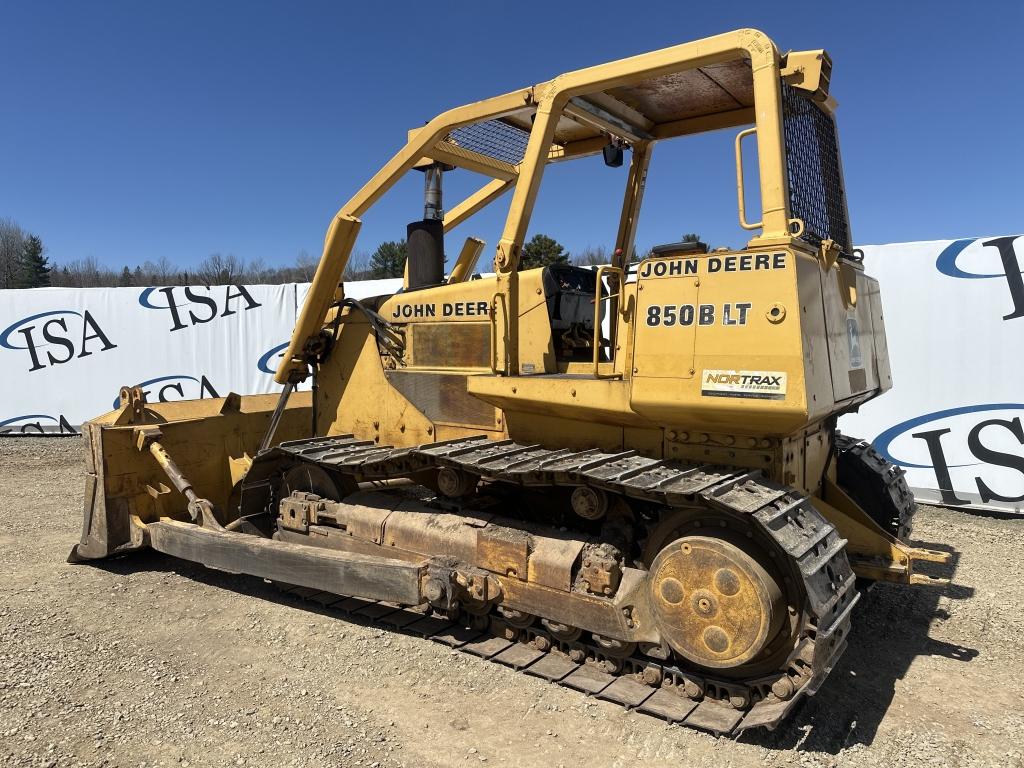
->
[369,240,407,278]
[119,266,133,286]
[519,234,568,270]
[16,235,50,288]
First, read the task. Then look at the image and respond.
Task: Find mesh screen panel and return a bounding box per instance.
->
[782,84,852,254]
[446,119,531,166]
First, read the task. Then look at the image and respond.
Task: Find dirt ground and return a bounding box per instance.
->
[1,437,1021,768]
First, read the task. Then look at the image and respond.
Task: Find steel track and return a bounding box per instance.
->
[251,434,860,735]
[835,432,917,540]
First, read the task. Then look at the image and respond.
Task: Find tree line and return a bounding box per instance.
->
[362,233,602,277]
[0,219,50,288]
[1,216,701,289]
[358,232,703,275]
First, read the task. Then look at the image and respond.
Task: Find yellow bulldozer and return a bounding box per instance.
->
[70,29,950,734]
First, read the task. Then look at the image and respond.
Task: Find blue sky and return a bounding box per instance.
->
[1,1,1020,271]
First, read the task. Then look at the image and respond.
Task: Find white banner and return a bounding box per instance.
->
[0,279,401,435]
[843,235,1024,513]
[1,237,1020,514]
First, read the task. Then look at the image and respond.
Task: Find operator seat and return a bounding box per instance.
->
[542,264,603,362]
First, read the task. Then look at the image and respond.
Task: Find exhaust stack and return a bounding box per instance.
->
[407,163,449,290]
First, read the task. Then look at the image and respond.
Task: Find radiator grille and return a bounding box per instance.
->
[386,371,497,429]
[782,84,852,254]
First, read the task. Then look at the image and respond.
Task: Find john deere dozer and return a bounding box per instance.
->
[71,29,950,734]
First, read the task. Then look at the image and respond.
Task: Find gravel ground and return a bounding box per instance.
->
[1,436,1022,768]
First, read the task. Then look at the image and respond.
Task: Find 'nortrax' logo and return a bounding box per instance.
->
[0,310,117,372]
[0,414,78,435]
[936,235,1024,320]
[112,375,220,409]
[705,373,783,387]
[139,285,262,332]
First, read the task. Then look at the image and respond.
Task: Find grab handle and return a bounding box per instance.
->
[734,128,762,231]
[592,265,625,379]
[488,292,501,374]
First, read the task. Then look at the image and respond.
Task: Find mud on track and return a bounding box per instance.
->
[1,437,1022,767]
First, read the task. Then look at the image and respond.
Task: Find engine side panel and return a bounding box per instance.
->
[629,248,810,435]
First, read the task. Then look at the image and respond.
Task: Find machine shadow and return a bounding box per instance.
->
[85,538,975,753]
[740,539,975,752]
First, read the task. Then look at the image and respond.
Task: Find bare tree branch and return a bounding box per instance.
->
[0,218,26,289]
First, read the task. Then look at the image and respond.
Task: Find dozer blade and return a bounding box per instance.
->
[71,389,312,562]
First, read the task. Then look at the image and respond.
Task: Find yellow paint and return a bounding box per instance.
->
[82,30,921,583]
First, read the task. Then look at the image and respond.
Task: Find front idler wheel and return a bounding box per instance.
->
[648,535,787,671]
